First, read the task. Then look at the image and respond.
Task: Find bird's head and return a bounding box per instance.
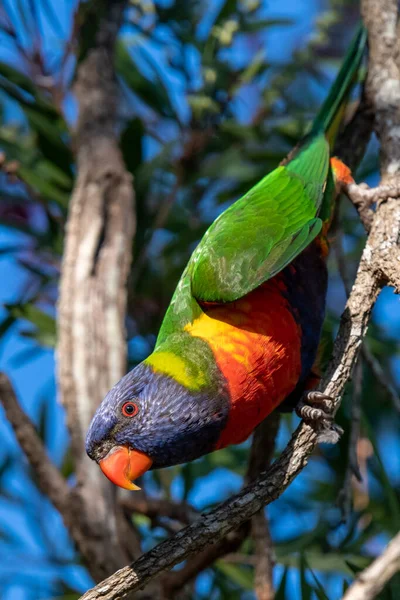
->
[85,361,229,490]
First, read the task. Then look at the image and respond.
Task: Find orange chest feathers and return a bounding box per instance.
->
[185,278,302,448]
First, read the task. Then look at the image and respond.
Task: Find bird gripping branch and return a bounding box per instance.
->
[86,26,367,491]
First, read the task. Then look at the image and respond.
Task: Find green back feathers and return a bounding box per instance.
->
[310,24,367,146]
[189,160,325,303]
[155,24,367,336]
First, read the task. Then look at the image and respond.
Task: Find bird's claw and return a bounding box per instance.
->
[296,390,333,422]
[296,391,343,444]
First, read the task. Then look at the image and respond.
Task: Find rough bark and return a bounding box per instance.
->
[57,0,136,580]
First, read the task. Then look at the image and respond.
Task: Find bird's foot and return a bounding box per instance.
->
[296,391,343,444]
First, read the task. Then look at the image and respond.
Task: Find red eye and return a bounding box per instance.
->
[121,402,139,418]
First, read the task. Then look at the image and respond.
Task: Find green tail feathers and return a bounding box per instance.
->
[310,24,367,146]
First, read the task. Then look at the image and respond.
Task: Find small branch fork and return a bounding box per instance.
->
[342,181,400,230]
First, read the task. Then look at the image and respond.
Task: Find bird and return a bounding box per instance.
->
[86,26,366,490]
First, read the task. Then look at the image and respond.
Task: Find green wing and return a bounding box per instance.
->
[189,134,329,304]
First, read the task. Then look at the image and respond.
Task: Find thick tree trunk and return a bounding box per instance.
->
[57,0,136,581]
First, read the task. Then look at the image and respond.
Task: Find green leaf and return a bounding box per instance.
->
[181,462,195,501]
[0,63,62,122]
[277,551,369,576]
[275,567,288,600]
[344,559,367,576]
[300,553,312,600]
[37,400,50,445]
[241,18,294,32]
[0,63,73,176]
[214,0,238,26]
[60,448,75,479]
[188,94,220,116]
[0,456,13,480]
[6,303,56,348]
[18,165,70,208]
[0,61,40,98]
[232,49,269,90]
[75,0,107,64]
[115,41,174,117]
[305,558,330,600]
[199,147,259,181]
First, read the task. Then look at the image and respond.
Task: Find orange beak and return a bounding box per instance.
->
[99,445,153,491]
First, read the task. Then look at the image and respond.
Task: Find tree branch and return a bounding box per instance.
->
[162,525,249,598]
[0,373,70,514]
[57,0,137,581]
[342,531,400,600]
[0,372,126,576]
[120,496,198,526]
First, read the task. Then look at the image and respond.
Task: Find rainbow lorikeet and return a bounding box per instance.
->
[86,27,366,490]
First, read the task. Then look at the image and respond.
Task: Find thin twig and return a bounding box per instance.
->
[342,530,400,600]
[120,495,198,525]
[333,214,400,419]
[162,525,250,598]
[343,182,400,231]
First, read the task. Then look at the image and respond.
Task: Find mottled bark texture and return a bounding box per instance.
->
[57,0,136,581]
[78,1,400,597]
